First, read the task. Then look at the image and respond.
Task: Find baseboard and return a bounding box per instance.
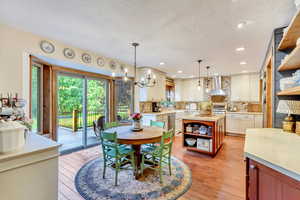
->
[226,132,245,137]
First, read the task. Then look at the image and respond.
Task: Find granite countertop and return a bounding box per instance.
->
[181,114,225,122]
[0,132,61,162]
[244,128,300,181]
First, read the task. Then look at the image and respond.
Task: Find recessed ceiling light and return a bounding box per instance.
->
[236,47,245,52]
[242,70,248,73]
[240,61,247,65]
[237,22,245,29]
[177,70,183,73]
[159,62,165,65]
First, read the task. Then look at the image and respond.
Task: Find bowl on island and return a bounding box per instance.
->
[185,138,196,146]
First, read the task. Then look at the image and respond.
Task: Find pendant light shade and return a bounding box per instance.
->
[197,60,202,91]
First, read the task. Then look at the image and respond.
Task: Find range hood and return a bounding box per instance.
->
[210,76,226,96]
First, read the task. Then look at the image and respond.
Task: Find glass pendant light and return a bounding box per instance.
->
[197,60,202,91]
[205,66,211,93]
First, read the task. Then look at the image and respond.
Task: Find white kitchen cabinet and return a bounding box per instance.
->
[231,74,250,101]
[231,73,260,102]
[139,68,166,102]
[175,78,204,102]
[249,73,260,102]
[254,114,263,128]
[175,111,185,133]
[142,113,168,129]
[226,113,263,134]
[0,133,60,200]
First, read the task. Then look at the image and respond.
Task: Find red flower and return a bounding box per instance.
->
[130,113,142,120]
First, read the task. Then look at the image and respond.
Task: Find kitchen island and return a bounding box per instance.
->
[245,128,300,199]
[182,114,225,156]
[0,133,61,200]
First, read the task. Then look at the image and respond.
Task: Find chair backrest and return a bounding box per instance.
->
[104,121,120,130]
[99,131,118,154]
[150,120,165,128]
[93,116,105,132]
[158,129,174,156]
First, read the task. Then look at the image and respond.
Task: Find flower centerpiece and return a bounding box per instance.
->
[130,113,143,130]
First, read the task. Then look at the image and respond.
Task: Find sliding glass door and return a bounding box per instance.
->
[57,73,84,152]
[56,73,109,152]
[86,78,108,146]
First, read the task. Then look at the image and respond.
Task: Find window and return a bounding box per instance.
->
[115,79,133,122]
[31,63,42,133]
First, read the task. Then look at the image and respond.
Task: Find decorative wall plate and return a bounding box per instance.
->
[82,53,92,64]
[63,48,75,59]
[40,40,55,54]
[109,60,117,70]
[96,57,105,67]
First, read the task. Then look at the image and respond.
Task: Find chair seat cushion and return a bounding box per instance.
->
[107,147,134,157]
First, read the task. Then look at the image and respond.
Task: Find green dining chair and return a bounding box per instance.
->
[142,120,166,151]
[141,129,174,184]
[99,131,135,186]
[150,120,165,128]
[104,121,120,129]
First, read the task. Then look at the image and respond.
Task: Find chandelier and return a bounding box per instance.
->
[124,43,156,88]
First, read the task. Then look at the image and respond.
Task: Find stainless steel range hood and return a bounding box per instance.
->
[210,75,226,96]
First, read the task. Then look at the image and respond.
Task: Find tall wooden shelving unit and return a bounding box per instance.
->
[267,9,300,127]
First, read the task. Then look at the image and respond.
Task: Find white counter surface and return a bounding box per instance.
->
[226,111,263,115]
[244,128,300,181]
[0,132,60,163]
[142,110,185,116]
[181,114,225,122]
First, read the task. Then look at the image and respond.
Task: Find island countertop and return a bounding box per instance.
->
[244,128,300,181]
[0,132,60,163]
[181,114,225,122]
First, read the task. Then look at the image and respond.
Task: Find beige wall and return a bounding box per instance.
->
[0,23,135,113]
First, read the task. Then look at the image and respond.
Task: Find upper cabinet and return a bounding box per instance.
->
[231,73,260,102]
[175,78,204,101]
[139,68,166,102]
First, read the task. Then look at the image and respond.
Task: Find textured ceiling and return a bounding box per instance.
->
[0,0,296,77]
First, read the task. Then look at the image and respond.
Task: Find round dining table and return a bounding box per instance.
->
[107,125,164,179]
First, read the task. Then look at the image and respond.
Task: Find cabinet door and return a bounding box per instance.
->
[254,115,263,128]
[231,74,250,101]
[247,159,300,200]
[175,79,182,101]
[250,74,260,102]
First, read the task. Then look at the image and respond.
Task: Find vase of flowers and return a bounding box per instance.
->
[130,113,143,130]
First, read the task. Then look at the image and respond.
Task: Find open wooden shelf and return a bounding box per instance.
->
[278,10,300,50]
[186,147,213,155]
[278,45,300,71]
[277,86,300,96]
[184,132,212,138]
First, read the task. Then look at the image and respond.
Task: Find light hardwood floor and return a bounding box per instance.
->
[58,135,245,200]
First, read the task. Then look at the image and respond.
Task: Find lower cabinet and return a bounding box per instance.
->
[226,113,263,134]
[246,158,300,200]
[142,113,169,129]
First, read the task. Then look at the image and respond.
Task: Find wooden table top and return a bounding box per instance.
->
[107,125,164,145]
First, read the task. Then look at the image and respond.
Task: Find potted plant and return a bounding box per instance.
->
[130,113,143,130]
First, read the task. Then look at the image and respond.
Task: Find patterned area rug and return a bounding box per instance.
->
[75,156,192,200]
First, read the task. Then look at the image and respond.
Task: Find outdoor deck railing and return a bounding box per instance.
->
[58,106,130,132]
